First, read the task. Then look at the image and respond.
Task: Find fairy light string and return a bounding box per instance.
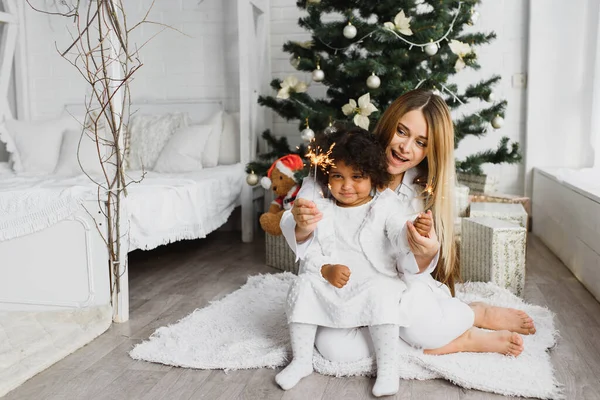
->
[305,2,463,53]
[416,79,492,135]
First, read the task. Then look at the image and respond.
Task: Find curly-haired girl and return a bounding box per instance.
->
[276,126,428,397]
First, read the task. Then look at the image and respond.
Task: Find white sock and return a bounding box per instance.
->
[275,323,317,390]
[369,324,400,397]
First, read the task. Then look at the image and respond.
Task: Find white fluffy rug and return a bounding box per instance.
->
[130,273,562,399]
[0,305,112,397]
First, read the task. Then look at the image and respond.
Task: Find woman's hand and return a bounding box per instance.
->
[406,210,440,272]
[292,198,323,242]
[321,264,351,288]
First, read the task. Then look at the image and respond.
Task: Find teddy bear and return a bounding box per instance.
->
[259,154,305,236]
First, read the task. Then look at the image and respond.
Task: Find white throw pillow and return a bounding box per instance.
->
[201,111,224,168]
[153,112,223,173]
[127,112,188,171]
[0,117,74,174]
[153,125,211,173]
[218,111,240,165]
[54,128,105,177]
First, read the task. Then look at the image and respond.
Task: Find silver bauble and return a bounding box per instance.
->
[424,42,438,56]
[432,88,441,96]
[312,67,325,82]
[491,115,504,129]
[246,172,259,186]
[366,74,381,89]
[486,92,496,102]
[301,127,315,141]
[343,23,357,39]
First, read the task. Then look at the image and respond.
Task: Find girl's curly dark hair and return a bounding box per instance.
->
[313,124,391,189]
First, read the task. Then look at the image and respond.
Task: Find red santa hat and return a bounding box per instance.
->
[260,154,304,190]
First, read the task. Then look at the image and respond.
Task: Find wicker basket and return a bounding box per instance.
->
[265,233,299,274]
[457,173,495,193]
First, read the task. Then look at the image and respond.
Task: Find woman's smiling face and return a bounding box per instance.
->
[385,109,429,176]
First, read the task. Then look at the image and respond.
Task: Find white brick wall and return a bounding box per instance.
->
[268,0,529,195]
[17,0,239,120]
[1,0,239,162]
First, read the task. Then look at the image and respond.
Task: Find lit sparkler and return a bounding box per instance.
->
[306,141,336,200]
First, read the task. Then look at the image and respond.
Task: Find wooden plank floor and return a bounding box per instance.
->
[5,233,600,400]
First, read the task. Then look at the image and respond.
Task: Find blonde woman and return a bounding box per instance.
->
[280,90,535,362]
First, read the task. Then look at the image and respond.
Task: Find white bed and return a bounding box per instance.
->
[0,101,256,318]
[0,160,246,307]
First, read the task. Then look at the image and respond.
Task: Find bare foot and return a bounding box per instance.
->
[470,302,536,335]
[424,328,524,356]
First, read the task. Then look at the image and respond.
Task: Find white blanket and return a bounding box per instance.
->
[0,164,244,250]
[130,273,563,400]
[126,164,244,251]
[0,172,96,242]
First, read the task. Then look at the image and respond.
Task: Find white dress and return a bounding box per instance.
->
[285,197,410,329]
[280,170,475,352]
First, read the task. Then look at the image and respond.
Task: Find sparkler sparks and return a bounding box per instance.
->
[306,141,336,200]
[424,183,434,211]
[306,142,336,172]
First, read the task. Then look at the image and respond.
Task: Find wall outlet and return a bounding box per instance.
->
[512,73,527,89]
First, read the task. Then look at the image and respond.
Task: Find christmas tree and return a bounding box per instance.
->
[246,0,521,180]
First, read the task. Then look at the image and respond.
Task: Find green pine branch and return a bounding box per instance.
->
[245,130,309,178]
[456,137,522,175]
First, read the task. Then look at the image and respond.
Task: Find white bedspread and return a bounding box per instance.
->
[0,163,244,250]
[0,170,96,242]
[126,164,245,251]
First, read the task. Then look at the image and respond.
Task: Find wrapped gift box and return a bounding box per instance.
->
[460,217,527,297]
[469,192,531,216]
[469,202,528,229]
[265,233,299,274]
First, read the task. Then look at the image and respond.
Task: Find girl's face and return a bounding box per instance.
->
[328,161,372,207]
[386,109,429,176]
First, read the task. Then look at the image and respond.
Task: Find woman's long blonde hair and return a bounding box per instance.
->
[373,89,459,295]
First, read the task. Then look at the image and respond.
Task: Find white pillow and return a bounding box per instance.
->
[127,112,188,171]
[153,112,222,173]
[218,111,240,165]
[54,128,105,177]
[0,117,74,174]
[153,125,210,173]
[201,111,224,168]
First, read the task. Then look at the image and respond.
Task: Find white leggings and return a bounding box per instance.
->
[314,282,475,362]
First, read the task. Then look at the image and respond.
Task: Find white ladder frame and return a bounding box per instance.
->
[238,0,272,243]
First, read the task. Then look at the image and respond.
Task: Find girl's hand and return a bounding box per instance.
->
[413,210,433,237]
[321,264,351,288]
[406,211,440,271]
[292,198,323,242]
